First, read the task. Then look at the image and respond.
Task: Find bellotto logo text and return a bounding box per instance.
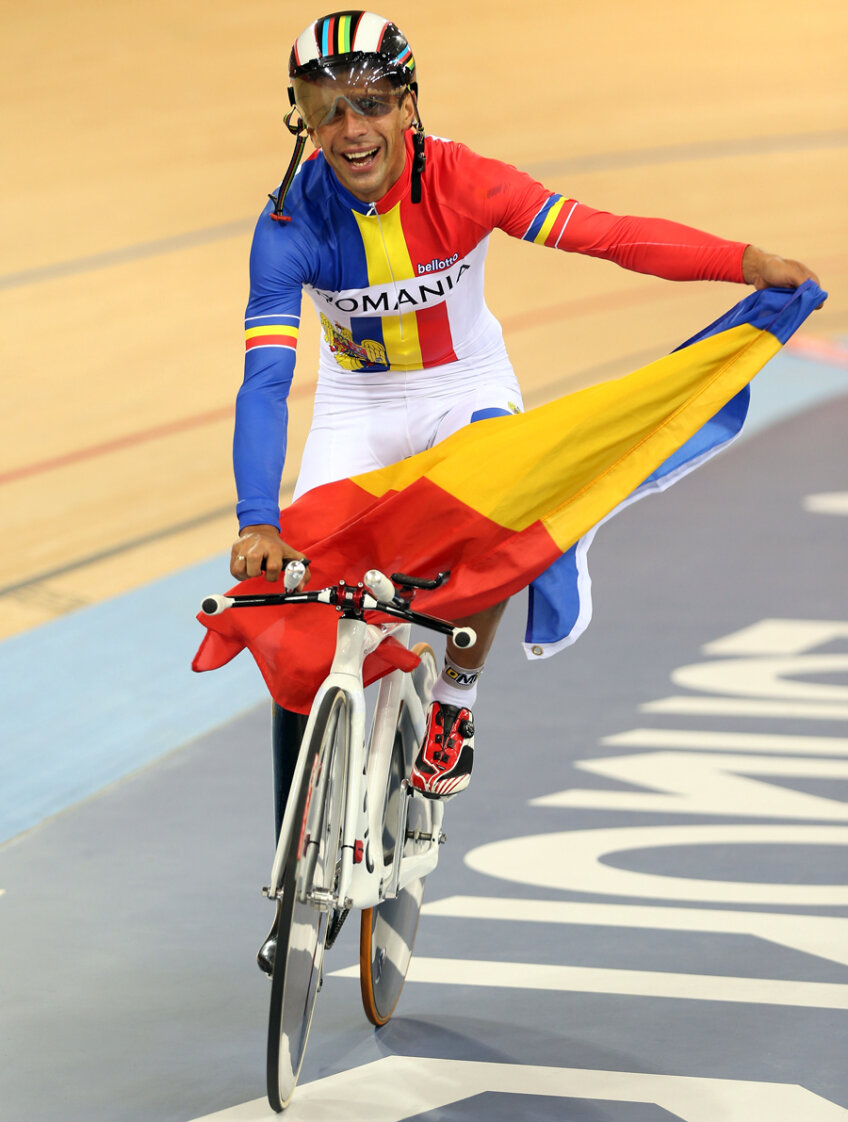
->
[417,253,459,275]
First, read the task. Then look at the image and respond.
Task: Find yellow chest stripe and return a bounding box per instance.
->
[353,203,424,370]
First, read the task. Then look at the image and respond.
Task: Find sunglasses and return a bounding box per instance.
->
[294,84,406,130]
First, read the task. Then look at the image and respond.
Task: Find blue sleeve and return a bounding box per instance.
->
[233,206,315,530]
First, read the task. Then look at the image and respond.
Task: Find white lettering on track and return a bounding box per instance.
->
[184,1057,848,1122]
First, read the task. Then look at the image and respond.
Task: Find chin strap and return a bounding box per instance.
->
[409,84,426,205]
[269,107,307,223]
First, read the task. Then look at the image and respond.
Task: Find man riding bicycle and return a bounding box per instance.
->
[230,9,819,809]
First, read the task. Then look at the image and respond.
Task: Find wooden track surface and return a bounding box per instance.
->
[2,0,845,639]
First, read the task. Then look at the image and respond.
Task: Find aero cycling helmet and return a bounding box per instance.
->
[289,10,416,85]
[270,10,425,220]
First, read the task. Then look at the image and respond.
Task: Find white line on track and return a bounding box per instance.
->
[805,491,848,515]
[184,1056,848,1121]
[421,895,848,966]
[642,697,848,719]
[330,957,848,1009]
[601,728,848,755]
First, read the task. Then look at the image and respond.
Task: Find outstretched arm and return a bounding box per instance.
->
[450,146,822,291]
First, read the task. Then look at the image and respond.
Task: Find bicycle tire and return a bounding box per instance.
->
[266,688,348,1112]
[360,642,437,1026]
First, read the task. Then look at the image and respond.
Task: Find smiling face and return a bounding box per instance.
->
[299,78,415,202]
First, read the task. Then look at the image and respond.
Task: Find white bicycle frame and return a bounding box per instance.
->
[266,617,443,912]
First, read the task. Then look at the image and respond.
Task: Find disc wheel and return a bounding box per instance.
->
[266,688,348,1112]
[360,643,437,1026]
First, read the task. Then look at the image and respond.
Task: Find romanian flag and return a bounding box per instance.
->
[194,282,825,713]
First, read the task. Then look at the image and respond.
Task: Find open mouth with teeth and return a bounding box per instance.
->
[342,147,380,168]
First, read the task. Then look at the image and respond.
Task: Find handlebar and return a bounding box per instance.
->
[201,563,476,648]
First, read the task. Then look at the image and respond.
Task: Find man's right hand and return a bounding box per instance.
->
[230,525,309,586]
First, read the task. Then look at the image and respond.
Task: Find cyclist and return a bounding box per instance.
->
[231,10,819,808]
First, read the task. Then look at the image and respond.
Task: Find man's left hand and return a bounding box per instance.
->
[742,245,820,291]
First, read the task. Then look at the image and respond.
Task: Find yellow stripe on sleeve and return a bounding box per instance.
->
[534,197,566,244]
[245,325,299,340]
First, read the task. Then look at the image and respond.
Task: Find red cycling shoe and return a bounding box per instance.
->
[411,701,475,799]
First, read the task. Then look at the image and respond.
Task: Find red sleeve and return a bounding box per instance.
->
[552,202,747,283]
[444,145,747,284]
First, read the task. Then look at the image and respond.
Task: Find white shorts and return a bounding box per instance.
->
[294,365,524,500]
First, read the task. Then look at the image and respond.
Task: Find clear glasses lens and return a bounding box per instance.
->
[293,67,406,130]
[320,93,400,127]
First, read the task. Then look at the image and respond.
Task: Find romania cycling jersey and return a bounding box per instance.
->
[235,131,746,530]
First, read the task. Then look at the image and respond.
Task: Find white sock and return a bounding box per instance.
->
[430,655,484,709]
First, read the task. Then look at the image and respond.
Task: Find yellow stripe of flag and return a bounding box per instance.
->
[352,322,781,551]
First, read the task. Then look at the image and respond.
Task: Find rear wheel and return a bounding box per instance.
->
[360,643,437,1025]
[266,688,348,1111]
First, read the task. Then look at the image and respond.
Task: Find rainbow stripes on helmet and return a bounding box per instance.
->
[289,10,416,81]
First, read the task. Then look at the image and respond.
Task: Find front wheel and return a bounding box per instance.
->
[266,688,348,1112]
[360,642,437,1025]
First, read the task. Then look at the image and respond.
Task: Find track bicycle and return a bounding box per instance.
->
[200,563,476,1112]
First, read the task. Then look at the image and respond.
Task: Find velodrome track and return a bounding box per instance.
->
[3,390,848,1121]
[2,1,847,1119]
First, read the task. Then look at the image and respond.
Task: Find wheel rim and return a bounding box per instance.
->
[267,691,347,1110]
[274,897,329,1098]
[360,643,436,1026]
[361,875,425,1025]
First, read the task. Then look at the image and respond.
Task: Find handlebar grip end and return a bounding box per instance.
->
[364,569,396,601]
[201,594,231,615]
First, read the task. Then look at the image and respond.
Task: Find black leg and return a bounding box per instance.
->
[271,703,308,842]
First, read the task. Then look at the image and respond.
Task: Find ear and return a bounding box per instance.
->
[306,126,321,150]
[400,92,416,130]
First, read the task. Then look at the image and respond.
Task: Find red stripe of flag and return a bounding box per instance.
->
[193,474,559,713]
